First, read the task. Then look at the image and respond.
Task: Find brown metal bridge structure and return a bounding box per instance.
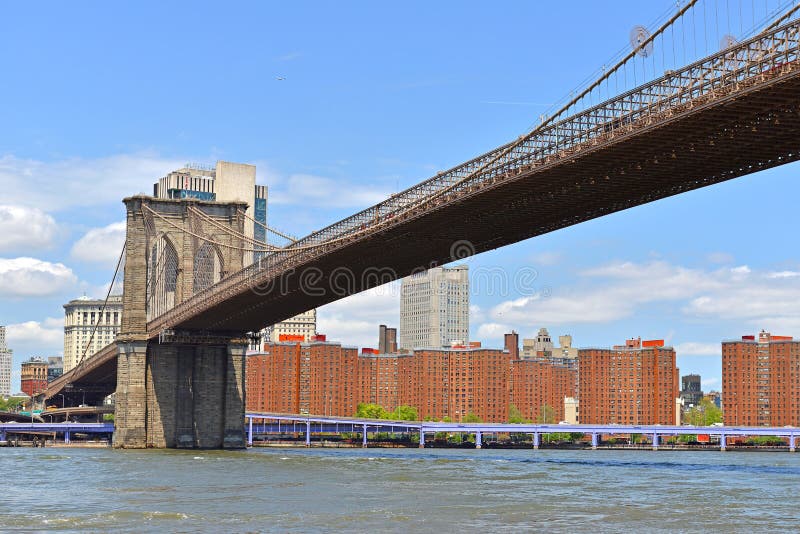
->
[43,16,800,449]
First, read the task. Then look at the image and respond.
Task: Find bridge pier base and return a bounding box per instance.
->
[113,339,247,449]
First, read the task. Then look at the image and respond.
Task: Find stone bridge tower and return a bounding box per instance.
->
[115,196,250,449]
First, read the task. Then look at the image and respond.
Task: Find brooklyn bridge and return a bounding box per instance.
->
[42,3,800,448]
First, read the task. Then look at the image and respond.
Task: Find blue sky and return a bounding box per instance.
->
[1,0,799,393]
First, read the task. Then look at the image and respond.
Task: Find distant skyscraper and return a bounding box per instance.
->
[47,356,63,382]
[680,374,703,408]
[63,295,123,372]
[399,265,469,350]
[0,326,12,397]
[378,325,398,354]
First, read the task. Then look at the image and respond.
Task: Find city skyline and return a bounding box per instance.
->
[2,1,800,395]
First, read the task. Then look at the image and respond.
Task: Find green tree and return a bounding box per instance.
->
[463,412,482,423]
[508,404,530,424]
[685,398,723,426]
[536,404,557,424]
[569,432,585,442]
[0,397,25,412]
[390,405,418,421]
[355,403,389,419]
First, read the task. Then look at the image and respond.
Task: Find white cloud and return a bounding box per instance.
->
[768,270,800,279]
[0,257,77,297]
[730,265,751,277]
[706,252,734,264]
[317,282,400,348]
[674,342,720,356]
[0,152,184,211]
[477,322,511,340]
[70,221,126,265]
[0,205,59,252]
[6,317,64,354]
[260,168,390,209]
[530,250,563,266]
[469,304,486,324]
[485,260,800,334]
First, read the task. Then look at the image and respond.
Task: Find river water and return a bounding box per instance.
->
[2,446,799,532]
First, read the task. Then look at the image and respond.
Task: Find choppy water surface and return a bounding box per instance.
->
[2,447,800,532]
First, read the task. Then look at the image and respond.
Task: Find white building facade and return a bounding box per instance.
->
[399,265,469,350]
[0,326,12,397]
[63,296,123,372]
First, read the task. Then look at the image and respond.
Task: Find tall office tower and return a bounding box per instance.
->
[680,374,703,409]
[578,337,679,425]
[723,331,800,426]
[399,265,469,350]
[378,325,398,354]
[63,295,123,372]
[153,161,268,263]
[0,326,12,397]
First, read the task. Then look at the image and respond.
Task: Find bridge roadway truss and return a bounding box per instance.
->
[246,413,800,451]
[150,20,800,335]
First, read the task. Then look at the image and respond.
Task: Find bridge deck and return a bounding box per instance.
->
[153,22,800,334]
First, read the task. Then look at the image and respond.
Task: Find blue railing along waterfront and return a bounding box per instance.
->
[245,413,800,451]
[0,422,114,444]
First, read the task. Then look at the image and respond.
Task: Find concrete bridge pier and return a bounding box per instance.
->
[113,338,247,449]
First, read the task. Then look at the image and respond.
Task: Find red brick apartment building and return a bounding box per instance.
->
[723,331,800,426]
[578,338,679,425]
[246,338,577,423]
[510,359,577,422]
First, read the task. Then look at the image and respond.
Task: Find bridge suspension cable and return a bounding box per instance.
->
[76,242,126,368]
[141,205,274,253]
[236,208,298,243]
[185,206,282,251]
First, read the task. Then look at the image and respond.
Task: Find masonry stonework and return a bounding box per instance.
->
[114,196,249,449]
